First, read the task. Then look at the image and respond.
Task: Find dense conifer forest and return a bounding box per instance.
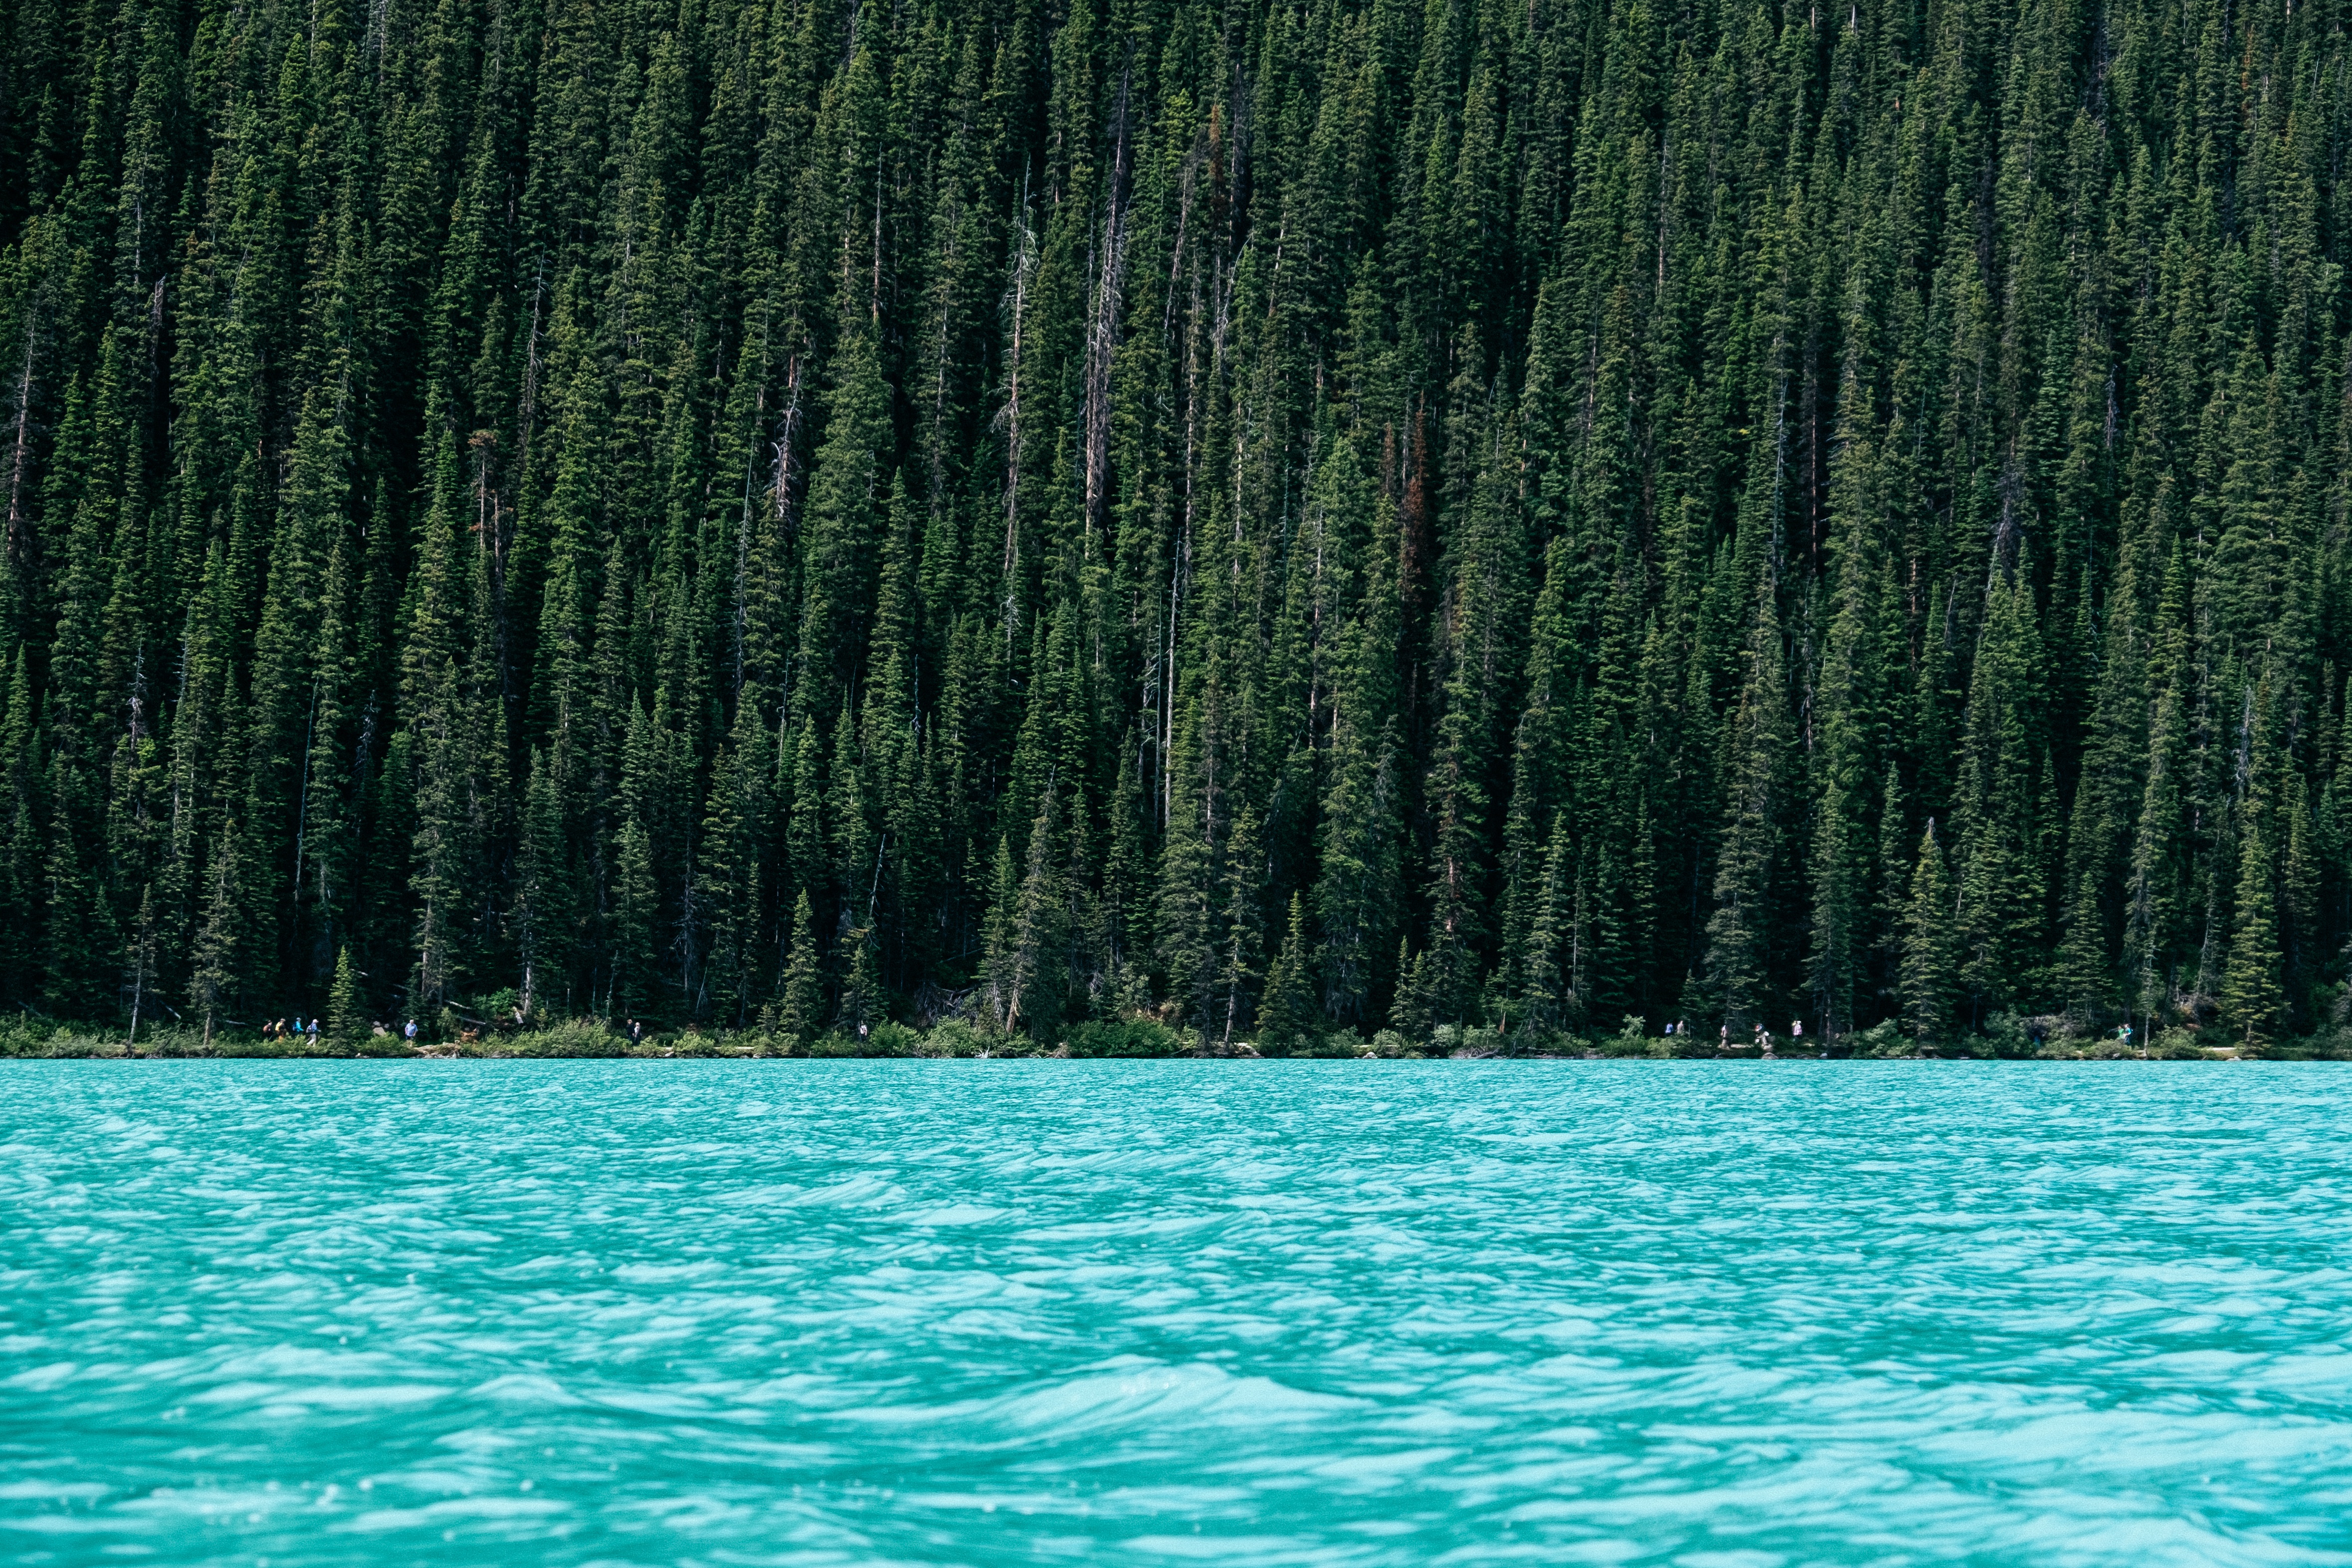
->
[0,0,2349,1052]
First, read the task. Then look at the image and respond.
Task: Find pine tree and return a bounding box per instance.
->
[612,814,662,1020]
[1704,574,1787,1033]
[123,885,159,1047]
[990,784,1071,1042]
[189,825,239,1049]
[327,946,364,1043]
[515,748,570,1019]
[777,890,825,1044]
[1258,891,1315,1053]
[795,330,893,727]
[1213,806,1267,1049]
[2220,813,2284,1053]
[1901,823,1957,1049]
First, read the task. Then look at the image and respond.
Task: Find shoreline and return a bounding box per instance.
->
[5,1013,2320,1063]
[1,1041,2312,1063]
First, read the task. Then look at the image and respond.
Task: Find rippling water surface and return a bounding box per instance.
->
[5,1061,2351,1567]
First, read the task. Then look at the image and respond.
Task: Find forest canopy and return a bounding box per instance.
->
[0,0,2349,1050]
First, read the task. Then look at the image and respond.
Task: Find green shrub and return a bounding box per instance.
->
[1369,1029,1413,1058]
[2300,1029,2352,1061]
[39,1027,120,1058]
[135,1026,219,1057]
[352,1032,417,1058]
[213,1035,311,1058]
[1671,1028,1721,1058]
[1508,1024,1579,1056]
[2151,1028,2213,1059]
[1851,1019,1915,1058]
[1981,1012,2035,1058]
[502,1020,629,1057]
[919,1017,984,1056]
[1453,1025,1505,1057]
[1608,1015,1653,1057]
[1068,1017,1185,1057]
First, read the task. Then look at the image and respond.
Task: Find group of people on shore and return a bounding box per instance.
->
[251,1014,650,1049]
[1658,1018,1805,1054]
[257,1015,430,1043]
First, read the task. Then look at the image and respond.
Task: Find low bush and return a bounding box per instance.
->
[1981,1012,2047,1058]
[501,1020,629,1058]
[2151,1028,2215,1060]
[1067,1017,1186,1057]
[1609,1015,1656,1058]
[918,1017,985,1057]
[1293,1028,1365,1058]
[138,1026,241,1057]
[32,1027,121,1058]
[1498,1024,1577,1056]
[1851,1019,1916,1058]
[199,1034,315,1058]
[706,1028,789,1056]
[784,1020,919,1056]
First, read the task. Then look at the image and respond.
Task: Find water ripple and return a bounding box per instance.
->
[3,1061,2350,1565]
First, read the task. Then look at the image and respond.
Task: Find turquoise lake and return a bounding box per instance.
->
[3,1061,2349,1567]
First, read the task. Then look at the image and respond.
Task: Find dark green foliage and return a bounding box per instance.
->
[326,947,364,1043]
[1258,892,1314,1053]
[2,0,2349,1053]
[1902,824,1958,1047]
[777,890,824,1042]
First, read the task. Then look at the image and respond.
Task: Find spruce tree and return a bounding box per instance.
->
[327,947,364,1044]
[778,891,825,1045]
[1704,575,1787,1034]
[189,825,239,1049]
[1258,891,1315,1053]
[1901,824,1957,1049]
[2220,814,2284,1053]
